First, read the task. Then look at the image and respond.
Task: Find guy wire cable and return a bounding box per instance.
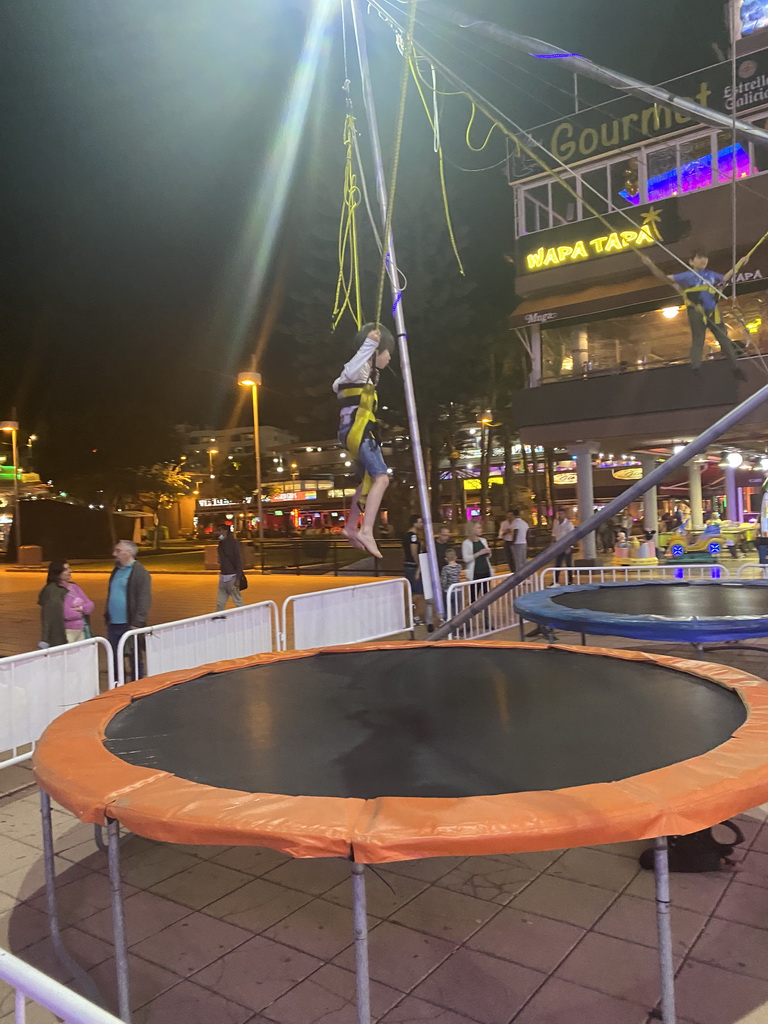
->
[372,0,768,375]
[367,0,716,295]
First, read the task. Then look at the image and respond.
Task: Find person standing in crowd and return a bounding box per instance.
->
[434,524,452,570]
[38,561,95,647]
[462,520,493,593]
[499,509,529,572]
[512,507,528,573]
[440,547,462,617]
[402,514,426,625]
[497,511,515,571]
[462,520,493,629]
[552,508,576,583]
[106,540,152,678]
[216,522,244,610]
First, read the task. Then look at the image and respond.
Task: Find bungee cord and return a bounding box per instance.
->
[372,0,419,328]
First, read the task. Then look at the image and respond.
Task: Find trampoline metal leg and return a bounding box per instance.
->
[518,617,525,642]
[580,633,586,646]
[107,818,132,1023]
[94,824,108,853]
[653,837,677,1024]
[351,863,371,1024]
[40,791,104,1008]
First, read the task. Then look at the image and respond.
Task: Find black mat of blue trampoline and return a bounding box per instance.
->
[552,582,768,618]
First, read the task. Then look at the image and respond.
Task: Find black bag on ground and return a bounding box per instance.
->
[639,820,744,873]
[238,572,248,591]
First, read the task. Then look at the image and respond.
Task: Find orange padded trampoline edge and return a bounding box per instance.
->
[32,641,768,860]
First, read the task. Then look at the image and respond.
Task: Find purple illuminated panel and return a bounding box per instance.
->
[619,143,752,205]
[741,0,768,35]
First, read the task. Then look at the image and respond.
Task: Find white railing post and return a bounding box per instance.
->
[738,563,768,579]
[282,579,413,650]
[539,562,730,588]
[445,571,541,641]
[0,638,113,771]
[0,947,122,1023]
[111,601,279,686]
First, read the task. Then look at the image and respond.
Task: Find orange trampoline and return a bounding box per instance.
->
[33,642,768,1024]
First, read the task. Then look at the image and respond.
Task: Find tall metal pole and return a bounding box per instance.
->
[11,427,20,559]
[425,5,768,148]
[251,379,264,541]
[349,0,445,618]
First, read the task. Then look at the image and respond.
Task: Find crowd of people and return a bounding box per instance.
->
[33,509,580,654]
[398,508,579,626]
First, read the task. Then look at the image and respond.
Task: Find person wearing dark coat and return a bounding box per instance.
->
[216,523,244,610]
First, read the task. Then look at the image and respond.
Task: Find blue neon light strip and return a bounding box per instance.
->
[618,143,750,205]
[530,53,582,58]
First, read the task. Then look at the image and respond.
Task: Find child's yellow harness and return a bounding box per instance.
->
[338,379,379,503]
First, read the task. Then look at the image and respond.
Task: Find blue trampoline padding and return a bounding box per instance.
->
[514,580,768,643]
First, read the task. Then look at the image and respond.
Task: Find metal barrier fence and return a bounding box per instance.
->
[116,600,279,686]
[0,946,121,1024]
[0,638,112,770]
[445,571,542,640]
[281,578,413,650]
[738,563,768,578]
[538,563,731,588]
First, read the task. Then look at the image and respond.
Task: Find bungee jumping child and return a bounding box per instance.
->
[332,323,394,560]
[668,250,748,378]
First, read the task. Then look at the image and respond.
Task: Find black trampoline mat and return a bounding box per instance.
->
[103,648,745,800]
[553,583,768,619]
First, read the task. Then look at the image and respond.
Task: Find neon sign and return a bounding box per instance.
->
[261,491,317,503]
[525,224,656,271]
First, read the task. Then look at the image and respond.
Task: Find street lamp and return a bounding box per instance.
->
[238,370,264,540]
[1,420,20,559]
[207,447,218,478]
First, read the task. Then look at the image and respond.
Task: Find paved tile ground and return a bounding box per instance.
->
[4,563,768,1023]
[2,637,768,1022]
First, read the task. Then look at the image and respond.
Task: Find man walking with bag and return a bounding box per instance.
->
[216,522,245,610]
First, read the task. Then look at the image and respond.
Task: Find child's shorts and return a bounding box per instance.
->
[354,437,388,480]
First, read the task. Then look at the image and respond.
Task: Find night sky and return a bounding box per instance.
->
[0,0,731,479]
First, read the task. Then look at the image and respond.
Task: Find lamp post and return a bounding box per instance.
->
[207,448,218,479]
[238,370,264,540]
[1,420,21,559]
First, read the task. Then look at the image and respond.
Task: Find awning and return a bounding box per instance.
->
[509,246,768,331]
[509,273,669,330]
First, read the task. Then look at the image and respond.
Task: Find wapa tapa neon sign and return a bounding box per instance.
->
[524,208,662,272]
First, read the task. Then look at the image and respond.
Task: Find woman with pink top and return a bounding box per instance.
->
[38,560,95,647]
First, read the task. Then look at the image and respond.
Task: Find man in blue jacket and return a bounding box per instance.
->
[105,540,152,679]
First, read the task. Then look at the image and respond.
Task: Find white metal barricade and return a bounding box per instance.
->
[445,571,542,640]
[281,578,413,650]
[116,600,279,686]
[0,638,113,771]
[0,947,121,1023]
[539,563,730,588]
[738,563,768,579]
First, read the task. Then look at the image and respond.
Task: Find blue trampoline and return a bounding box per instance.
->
[514,580,768,644]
